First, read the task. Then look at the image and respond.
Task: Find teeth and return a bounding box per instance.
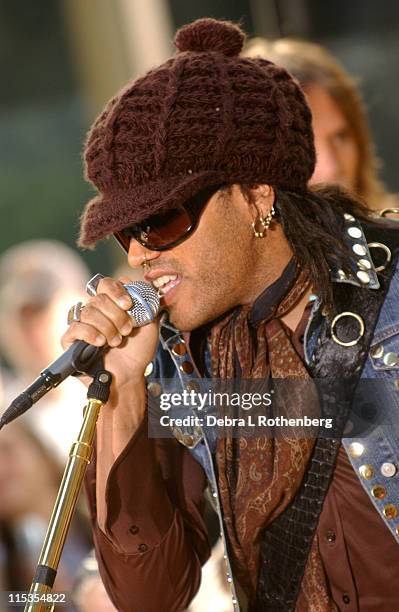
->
[152,274,177,289]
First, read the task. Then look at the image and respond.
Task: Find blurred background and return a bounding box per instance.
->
[0,1,398,609]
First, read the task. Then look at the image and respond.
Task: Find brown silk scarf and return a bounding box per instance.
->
[210,268,320,602]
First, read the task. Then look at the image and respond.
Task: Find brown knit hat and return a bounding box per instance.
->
[79,18,315,247]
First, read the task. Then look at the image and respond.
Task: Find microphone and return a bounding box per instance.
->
[0,281,160,429]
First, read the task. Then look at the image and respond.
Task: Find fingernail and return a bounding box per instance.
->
[95,334,106,345]
[118,296,131,309]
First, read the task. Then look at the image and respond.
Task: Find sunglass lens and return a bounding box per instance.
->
[114,207,192,251]
[142,207,192,248]
[114,230,132,252]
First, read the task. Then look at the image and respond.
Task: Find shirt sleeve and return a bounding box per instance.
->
[85,413,211,612]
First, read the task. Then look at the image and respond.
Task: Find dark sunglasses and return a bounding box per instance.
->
[114,184,224,253]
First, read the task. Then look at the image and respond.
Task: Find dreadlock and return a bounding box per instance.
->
[239,184,376,311]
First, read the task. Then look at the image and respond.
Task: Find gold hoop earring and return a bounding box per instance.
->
[252,204,275,238]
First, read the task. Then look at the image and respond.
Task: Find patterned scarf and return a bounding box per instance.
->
[210,264,317,600]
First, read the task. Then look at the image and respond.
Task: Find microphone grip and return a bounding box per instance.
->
[47,339,103,379]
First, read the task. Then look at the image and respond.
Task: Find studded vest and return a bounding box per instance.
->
[146,217,399,611]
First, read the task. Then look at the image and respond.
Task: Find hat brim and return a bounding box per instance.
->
[79,169,227,248]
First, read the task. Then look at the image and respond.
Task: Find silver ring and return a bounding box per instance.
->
[67,302,85,325]
[86,273,105,296]
[331,312,365,347]
[367,242,392,273]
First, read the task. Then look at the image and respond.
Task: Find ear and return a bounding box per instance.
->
[249,184,275,215]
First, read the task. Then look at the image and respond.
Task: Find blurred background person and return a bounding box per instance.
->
[244,37,399,217]
[0,240,91,461]
[0,240,95,608]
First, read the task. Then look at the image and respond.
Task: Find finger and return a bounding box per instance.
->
[95,277,132,310]
[118,275,133,284]
[61,322,106,350]
[80,298,132,346]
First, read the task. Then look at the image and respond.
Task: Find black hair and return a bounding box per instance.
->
[238,184,376,311]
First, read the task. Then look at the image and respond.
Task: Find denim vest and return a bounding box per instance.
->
[146,217,399,611]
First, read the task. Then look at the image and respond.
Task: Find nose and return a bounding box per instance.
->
[127,238,161,269]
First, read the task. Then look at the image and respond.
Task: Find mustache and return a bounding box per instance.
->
[146,258,184,274]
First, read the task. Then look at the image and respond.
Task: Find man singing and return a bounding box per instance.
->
[62,18,399,612]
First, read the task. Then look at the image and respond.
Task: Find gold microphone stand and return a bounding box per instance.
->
[24,368,112,612]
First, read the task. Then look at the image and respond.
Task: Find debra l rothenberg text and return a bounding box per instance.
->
[158,414,334,429]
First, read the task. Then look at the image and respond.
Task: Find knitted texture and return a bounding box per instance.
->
[79,18,315,247]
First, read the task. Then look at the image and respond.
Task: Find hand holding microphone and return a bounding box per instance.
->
[63,272,160,382]
[0,274,160,428]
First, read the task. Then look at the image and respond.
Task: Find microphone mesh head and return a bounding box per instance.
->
[124,281,160,326]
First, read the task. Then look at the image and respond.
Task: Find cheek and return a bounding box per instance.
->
[202,235,252,310]
[169,215,252,328]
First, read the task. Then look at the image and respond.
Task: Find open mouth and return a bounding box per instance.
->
[151,274,180,296]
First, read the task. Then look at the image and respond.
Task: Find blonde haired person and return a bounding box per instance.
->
[244,37,399,217]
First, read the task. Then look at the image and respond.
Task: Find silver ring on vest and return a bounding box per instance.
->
[331,311,365,347]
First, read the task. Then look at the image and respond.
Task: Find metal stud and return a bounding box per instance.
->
[147,382,162,397]
[215,106,221,111]
[381,463,397,478]
[144,362,153,377]
[172,342,187,356]
[337,269,347,280]
[356,270,370,284]
[396,526,399,537]
[180,361,194,374]
[370,345,384,359]
[357,258,371,270]
[348,226,362,239]
[383,352,398,367]
[182,434,194,447]
[172,427,184,443]
[344,213,355,221]
[359,464,374,480]
[371,485,386,500]
[349,442,365,458]
[353,244,367,256]
[383,504,398,519]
